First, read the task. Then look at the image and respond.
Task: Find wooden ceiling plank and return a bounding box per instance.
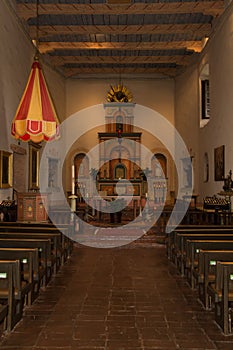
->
[39,40,203,54]
[30,23,211,37]
[49,55,191,66]
[17,1,224,19]
[64,66,178,78]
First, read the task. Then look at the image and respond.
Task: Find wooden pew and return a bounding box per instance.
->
[158,210,233,236]
[171,227,233,261]
[0,261,13,332]
[0,232,60,273]
[0,248,39,304]
[0,225,73,265]
[0,222,68,227]
[208,262,233,335]
[195,250,233,309]
[0,303,8,332]
[0,238,51,286]
[167,226,233,263]
[221,262,233,334]
[185,240,233,288]
[0,259,30,331]
[174,230,233,275]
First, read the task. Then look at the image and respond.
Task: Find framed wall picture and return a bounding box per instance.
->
[0,151,13,188]
[214,145,225,181]
[29,142,41,190]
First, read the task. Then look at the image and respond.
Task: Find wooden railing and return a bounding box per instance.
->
[157,210,233,235]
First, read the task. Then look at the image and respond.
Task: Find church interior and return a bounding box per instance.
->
[1,0,233,348]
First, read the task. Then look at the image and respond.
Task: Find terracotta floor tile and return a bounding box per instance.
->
[0,244,233,349]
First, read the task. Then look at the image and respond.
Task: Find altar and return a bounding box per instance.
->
[92,195,141,221]
[73,101,169,220]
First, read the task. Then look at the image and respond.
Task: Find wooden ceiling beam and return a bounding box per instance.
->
[17,1,224,20]
[63,66,178,78]
[30,23,211,37]
[39,40,203,54]
[49,55,192,66]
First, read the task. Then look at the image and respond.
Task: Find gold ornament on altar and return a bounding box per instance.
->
[107,84,133,103]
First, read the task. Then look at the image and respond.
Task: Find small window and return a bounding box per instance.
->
[201,79,210,119]
[200,63,210,128]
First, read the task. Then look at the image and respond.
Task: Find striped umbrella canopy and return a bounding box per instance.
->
[11,57,60,143]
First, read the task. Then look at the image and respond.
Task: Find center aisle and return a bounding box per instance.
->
[0,244,233,349]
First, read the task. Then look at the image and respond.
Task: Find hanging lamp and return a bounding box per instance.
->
[11,0,60,143]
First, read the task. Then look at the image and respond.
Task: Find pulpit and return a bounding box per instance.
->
[17,192,48,222]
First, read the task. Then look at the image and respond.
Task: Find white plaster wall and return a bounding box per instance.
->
[65,78,174,123]
[175,3,233,204]
[199,5,233,200]
[0,0,65,202]
[175,65,199,196]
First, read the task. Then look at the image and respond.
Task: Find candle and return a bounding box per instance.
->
[71,164,75,195]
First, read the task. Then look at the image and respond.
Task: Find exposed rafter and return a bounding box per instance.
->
[15,0,226,78]
[64,66,178,78]
[39,41,204,54]
[49,54,192,66]
[29,23,212,38]
[17,1,224,20]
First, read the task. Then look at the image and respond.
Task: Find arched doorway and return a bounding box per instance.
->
[74,153,90,199]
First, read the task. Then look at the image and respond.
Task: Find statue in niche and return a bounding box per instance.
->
[79,163,84,176]
[115,164,126,179]
[223,170,233,192]
[48,158,58,189]
[182,158,192,188]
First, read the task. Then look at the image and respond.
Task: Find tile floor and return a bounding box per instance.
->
[1,243,233,349]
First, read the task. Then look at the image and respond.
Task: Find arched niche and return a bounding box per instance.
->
[152,153,167,178]
[116,115,123,132]
[114,163,127,179]
[74,153,89,178]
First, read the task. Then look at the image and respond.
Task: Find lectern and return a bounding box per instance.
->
[17,192,48,222]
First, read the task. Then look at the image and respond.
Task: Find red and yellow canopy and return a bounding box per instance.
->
[11,57,60,143]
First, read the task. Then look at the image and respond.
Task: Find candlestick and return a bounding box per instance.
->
[72,164,75,195]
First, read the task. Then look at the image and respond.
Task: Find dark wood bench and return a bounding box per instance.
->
[0,261,13,332]
[207,262,233,335]
[194,250,233,309]
[185,240,233,288]
[0,238,51,286]
[167,225,233,262]
[0,259,30,331]
[0,221,74,259]
[158,210,233,236]
[174,232,233,275]
[0,225,73,265]
[0,232,61,273]
[0,303,8,332]
[0,248,39,304]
